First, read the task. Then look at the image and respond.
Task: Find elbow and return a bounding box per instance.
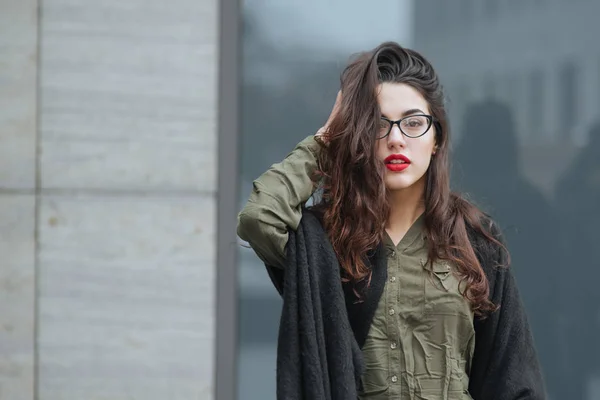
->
[237,203,287,269]
[237,204,262,245]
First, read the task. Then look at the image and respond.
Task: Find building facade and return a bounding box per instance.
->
[0,1,230,399]
[414,0,600,194]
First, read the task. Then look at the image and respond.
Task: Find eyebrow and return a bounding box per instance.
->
[381,108,427,119]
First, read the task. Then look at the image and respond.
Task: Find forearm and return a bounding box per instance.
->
[237,135,322,268]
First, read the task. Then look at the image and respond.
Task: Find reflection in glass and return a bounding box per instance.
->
[527,69,544,141]
[559,61,579,139]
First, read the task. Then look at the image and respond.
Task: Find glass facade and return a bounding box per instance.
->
[236,1,600,399]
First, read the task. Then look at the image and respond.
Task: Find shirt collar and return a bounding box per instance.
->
[383,212,427,253]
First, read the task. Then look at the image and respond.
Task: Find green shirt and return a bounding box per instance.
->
[238,136,475,400]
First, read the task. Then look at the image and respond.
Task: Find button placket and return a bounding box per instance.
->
[386,246,402,394]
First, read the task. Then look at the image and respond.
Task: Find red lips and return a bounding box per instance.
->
[384,154,411,172]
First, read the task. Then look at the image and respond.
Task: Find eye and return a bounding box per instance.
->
[402,116,426,128]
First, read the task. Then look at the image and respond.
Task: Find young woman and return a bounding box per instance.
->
[237,42,544,400]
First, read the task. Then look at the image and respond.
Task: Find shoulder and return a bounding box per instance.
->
[300,206,324,226]
[468,213,506,260]
[450,194,508,274]
[464,212,514,304]
[294,207,329,246]
[302,205,327,227]
[469,212,503,243]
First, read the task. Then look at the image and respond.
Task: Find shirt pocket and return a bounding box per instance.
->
[428,261,455,291]
[422,260,471,317]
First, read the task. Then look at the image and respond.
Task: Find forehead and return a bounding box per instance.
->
[377,82,430,118]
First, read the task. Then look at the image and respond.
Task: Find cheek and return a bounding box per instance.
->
[412,142,435,166]
[375,141,388,161]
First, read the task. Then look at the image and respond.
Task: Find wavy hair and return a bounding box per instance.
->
[313,42,507,316]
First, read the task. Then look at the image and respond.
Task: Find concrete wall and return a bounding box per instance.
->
[0,1,39,398]
[0,0,218,398]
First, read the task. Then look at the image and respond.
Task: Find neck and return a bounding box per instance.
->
[386,179,426,241]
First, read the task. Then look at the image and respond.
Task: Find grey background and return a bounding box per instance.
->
[237,1,600,400]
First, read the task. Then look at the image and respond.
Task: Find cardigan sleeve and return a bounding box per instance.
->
[468,224,547,400]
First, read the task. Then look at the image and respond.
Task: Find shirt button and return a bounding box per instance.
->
[388,308,395,315]
[390,342,397,349]
[391,375,398,383]
[390,251,396,257]
[390,276,396,282]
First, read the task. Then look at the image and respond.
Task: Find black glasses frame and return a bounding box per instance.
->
[378,114,439,139]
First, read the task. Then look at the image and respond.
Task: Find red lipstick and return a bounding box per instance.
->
[384,154,410,172]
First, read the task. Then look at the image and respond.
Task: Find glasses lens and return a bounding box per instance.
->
[400,115,430,137]
[378,118,391,138]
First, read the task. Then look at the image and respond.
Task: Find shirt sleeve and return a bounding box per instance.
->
[237,135,321,268]
[468,226,547,400]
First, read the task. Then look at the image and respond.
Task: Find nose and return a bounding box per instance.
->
[387,123,407,150]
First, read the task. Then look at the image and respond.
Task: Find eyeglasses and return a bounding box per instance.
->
[378,114,436,139]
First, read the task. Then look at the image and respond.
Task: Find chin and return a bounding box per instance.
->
[384,177,416,191]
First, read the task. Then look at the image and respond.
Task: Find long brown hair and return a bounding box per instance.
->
[313,42,506,316]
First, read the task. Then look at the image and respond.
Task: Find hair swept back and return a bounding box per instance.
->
[312,42,507,317]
